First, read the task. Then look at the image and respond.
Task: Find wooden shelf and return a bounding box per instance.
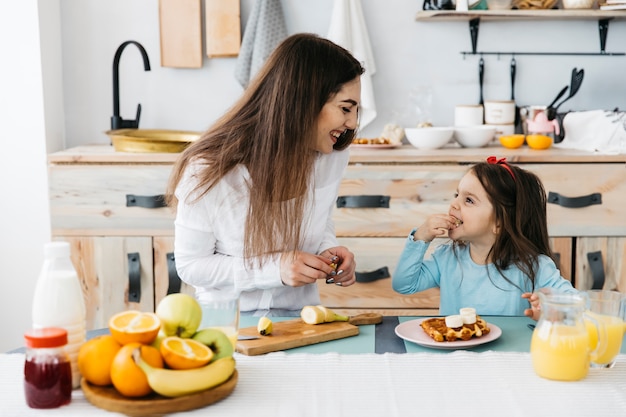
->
[416,9,626,55]
[416,10,626,21]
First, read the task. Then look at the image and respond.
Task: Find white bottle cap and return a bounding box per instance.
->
[44,241,71,258]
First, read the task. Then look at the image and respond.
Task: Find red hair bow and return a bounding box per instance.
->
[487,156,515,180]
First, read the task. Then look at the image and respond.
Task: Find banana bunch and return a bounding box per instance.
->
[133,348,236,397]
[301,305,349,325]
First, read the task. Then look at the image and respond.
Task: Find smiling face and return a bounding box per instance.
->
[314,77,361,154]
[448,171,498,249]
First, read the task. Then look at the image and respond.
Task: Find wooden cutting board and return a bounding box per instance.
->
[236,313,382,356]
[205,0,241,57]
[159,0,202,68]
[81,370,237,416]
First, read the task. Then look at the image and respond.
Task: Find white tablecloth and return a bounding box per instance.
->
[2,351,626,417]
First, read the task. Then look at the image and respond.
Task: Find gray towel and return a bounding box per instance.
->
[234,0,288,88]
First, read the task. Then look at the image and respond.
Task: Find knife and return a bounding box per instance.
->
[237,334,260,341]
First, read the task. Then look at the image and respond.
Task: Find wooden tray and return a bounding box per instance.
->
[81,370,237,416]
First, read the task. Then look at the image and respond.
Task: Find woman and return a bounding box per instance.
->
[166,33,364,316]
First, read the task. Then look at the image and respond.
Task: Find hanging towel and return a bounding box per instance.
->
[234,0,288,88]
[327,0,377,129]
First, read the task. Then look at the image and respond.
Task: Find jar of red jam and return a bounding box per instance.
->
[23,327,72,409]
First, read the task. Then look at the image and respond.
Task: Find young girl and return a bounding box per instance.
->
[393,156,576,319]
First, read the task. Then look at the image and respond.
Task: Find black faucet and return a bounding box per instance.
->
[111,40,151,130]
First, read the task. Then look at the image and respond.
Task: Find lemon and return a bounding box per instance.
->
[526,134,553,150]
[499,134,525,149]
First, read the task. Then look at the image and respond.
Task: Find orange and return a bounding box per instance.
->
[109,310,161,345]
[110,342,164,397]
[159,336,213,370]
[499,134,525,149]
[526,134,553,150]
[77,335,122,386]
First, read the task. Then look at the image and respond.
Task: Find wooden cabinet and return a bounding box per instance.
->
[48,145,626,323]
[48,148,193,330]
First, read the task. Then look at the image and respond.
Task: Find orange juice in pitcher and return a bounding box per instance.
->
[530,291,606,381]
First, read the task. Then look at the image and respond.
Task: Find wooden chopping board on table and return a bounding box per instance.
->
[236,313,382,356]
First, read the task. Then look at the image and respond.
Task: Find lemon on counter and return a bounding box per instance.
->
[526,134,553,150]
[499,134,525,149]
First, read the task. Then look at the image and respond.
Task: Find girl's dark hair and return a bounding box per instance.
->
[466,162,554,291]
[166,33,364,266]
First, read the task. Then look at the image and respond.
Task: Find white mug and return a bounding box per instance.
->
[484,100,516,125]
[455,104,484,127]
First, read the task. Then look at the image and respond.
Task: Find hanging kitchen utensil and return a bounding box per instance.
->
[478,57,485,107]
[510,57,522,132]
[547,68,585,120]
[547,86,569,110]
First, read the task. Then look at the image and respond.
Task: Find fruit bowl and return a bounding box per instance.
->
[81,370,238,416]
[454,125,496,148]
[405,127,454,150]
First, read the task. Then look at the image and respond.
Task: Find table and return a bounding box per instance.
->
[3,316,626,417]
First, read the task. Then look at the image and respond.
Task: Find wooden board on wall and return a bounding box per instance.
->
[205,0,241,57]
[159,0,202,68]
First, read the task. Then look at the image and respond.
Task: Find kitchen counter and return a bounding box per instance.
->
[48,144,626,164]
[3,316,626,416]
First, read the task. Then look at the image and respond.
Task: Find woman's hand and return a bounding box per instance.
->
[279,251,344,287]
[319,246,356,287]
[522,292,541,321]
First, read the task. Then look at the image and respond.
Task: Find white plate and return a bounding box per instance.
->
[395,317,502,350]
[350,143,401,149]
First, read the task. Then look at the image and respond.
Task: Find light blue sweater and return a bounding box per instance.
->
[393,232,576,316]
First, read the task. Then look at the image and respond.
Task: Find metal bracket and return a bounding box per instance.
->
[547,192,602,208]
[166,253,182,295]
[126,194,167,209]
[355,267,391,283]
[336,195,390,209]
[587,251,605,290]
[127,252,141,302]
[599,18,611,54]
[469,18,480,55]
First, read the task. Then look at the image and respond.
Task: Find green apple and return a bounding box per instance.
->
[155,293,202,338]
[192,327,234,361]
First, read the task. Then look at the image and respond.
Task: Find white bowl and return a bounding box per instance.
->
[454,125,496,148]
[405,127,454,150]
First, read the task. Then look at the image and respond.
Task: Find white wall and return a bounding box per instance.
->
[58,0,626,147]
[2,0,626,351]
[0,0,63,352]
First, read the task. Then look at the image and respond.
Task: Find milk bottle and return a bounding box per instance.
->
[32,242,86,389]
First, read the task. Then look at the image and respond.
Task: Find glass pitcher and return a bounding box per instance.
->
[530,291,606,381]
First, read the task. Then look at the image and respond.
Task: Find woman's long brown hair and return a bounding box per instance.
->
[166,33,364,267]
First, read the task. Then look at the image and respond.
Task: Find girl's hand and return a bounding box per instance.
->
[414,214,459,242]
[522,292,541,321]
[319,246,356,287]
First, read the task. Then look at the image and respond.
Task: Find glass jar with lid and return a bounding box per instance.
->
[23,327,72,409]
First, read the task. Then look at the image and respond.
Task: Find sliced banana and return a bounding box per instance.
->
[257,316,273,335]
[459,307,476,316]
[445,315,463,328]
[461,313,477,325]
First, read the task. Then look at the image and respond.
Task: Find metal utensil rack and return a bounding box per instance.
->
[415,10,626,57]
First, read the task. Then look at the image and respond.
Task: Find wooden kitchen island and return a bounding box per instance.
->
[48,144,626,328]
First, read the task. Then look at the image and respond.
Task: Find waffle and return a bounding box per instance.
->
[420,316,490,342]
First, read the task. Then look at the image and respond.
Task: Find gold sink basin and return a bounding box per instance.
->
[106,129,202,153]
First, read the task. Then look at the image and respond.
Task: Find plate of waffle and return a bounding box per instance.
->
[395,316,502,350]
